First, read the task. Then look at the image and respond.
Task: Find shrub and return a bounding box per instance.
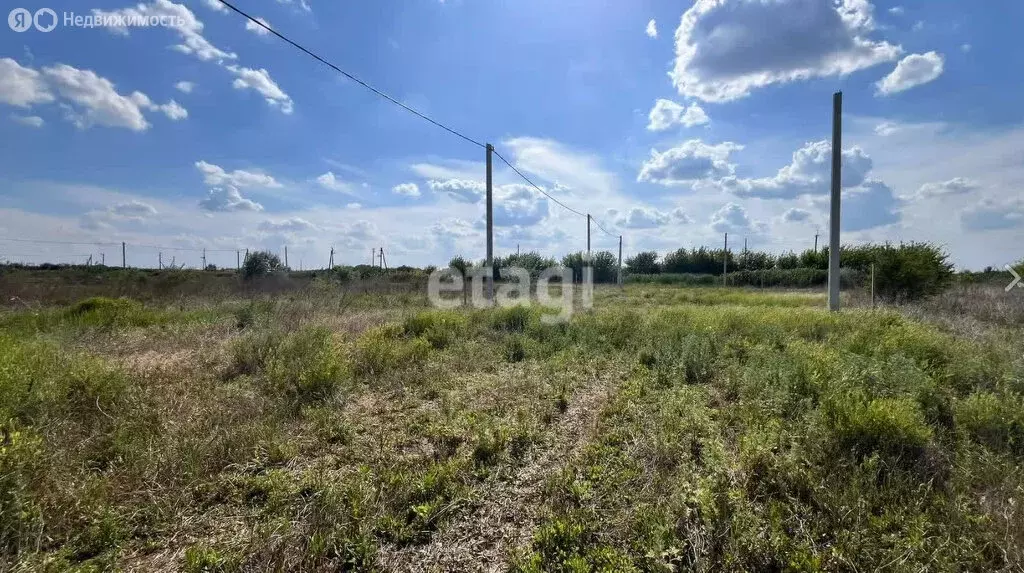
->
[625,251,659,274]
[242,251,284,280]
[230,327,345,404]
[823,394,933,462]
[352,325,430,376]
[448,256,470,277]
[956,392,1024,454]
[403,311,467,349]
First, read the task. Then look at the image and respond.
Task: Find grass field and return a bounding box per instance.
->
[2,282,1023,571]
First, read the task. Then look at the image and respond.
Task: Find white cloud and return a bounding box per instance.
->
[874,121,899,136]
[226,66,293,113]
[782,207,812,223]
[81,199,159,230]
[710,202,756,234]
[258,217,316,233]
[201,0,227,13]
[617,207,671,229]
[637,140,742,186]
[427,179,485,203]
[392,182,420,197]
[876,51,944,95]
[198,186,263,212]
[196,160,281,188]
[93,0,237,62]
[0,59,187,131]
[175,81,195,93]
[503,137,617,197]
[494,185,548,226]
[671,0,901,102]
[911,20,924,31]
[316,171,353,193]
[888,6,904,15]
[912,177,978,199]
[645,19,657,39]
[276,0,312,13]
[961,43,971,53]
[10,114,43,127]
[720,140,872,199]
[0,58,54,107]
[245,17,271,36]
[961,198,1024,232]
[646,99,709,131]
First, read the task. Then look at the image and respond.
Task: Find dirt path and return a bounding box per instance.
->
[377,374,617,572]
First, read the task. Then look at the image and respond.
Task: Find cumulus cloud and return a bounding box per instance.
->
[196,160,281,188]
[494,185,548,226]
[175,81,195,93]
[258,217,316,233]
[198,186,263,212]
[710,202,758,234]
[503,137,617,196]
[392,182,420,197]
[201,0,228,13]
[10,114,43,127]
[245,17,271,36]
[637,140,742,186]
[913,177,978,199]
[277,0,312,13]
[617,207,670,229]
[226,66,293,113]
[719,140,872,199]
[316,171,353,193]
[647,99,709,131]
[81,200,159,230]
[876,51,944,95]
[961,198,1024,231]
[0,59,187,131]
[670,0,901,102]
[93,0,237,62]
[0,58,53,107]
[782,208,812,222]
[427,178,485,203]
[888,6,904,15]
[645,19,657,38]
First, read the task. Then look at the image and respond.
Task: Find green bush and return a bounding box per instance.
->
[956,392,1024,454]
[230,327,346,403]
[242,251,284,280]
[624,251,659,275]
[823,394,933,462]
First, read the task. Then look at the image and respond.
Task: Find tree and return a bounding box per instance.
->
[625,251,660,274]
[242,251,283,280]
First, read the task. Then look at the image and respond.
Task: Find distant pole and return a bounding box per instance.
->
[814,232,819,253]
[236,250,240,270]
[329,247,334,269]
[743,237,747,252]
[371,248,375,266]
[284,246,288,269]
[828,91,843,312]
[586,214,591,260]
[159,252,162,269]
[723,233,728,286]
[517,243,520,256]
[202,248,207,270]
[617,235,623,288]
[101,253,105,266]
[870,262,875,309]
[122,242,126,269]
[245,248,249,265]
[486,143,494,301]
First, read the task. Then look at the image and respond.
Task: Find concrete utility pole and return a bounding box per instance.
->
[617,235,623,287]
[101,253,105,266]
[122,242,126,269]
[814,231,819,253]
[284,246,288,268]
[159,252,162,269]
[828,91,843,312]
[236,250,240,270]
[586,214,591,261]
[202,248,207,270]
[485,143,494,301]
[328,247,334,269]
[723,233,728,286]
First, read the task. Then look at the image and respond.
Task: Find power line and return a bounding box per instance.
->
[214,0,486,149]
[0,238,240,253]
[491,149,586,218]
[0,237,119,247]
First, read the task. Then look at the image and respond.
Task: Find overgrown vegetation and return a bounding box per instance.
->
[0,277,1020,570]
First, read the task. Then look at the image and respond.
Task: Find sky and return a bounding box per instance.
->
[0,0,1021,270]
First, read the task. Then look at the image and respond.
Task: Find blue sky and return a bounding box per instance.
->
[0,0,1021,270]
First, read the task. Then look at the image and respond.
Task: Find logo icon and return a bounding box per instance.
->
[1007,265,1022,292]
[8,8,32,32]
[33,8,57,32]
